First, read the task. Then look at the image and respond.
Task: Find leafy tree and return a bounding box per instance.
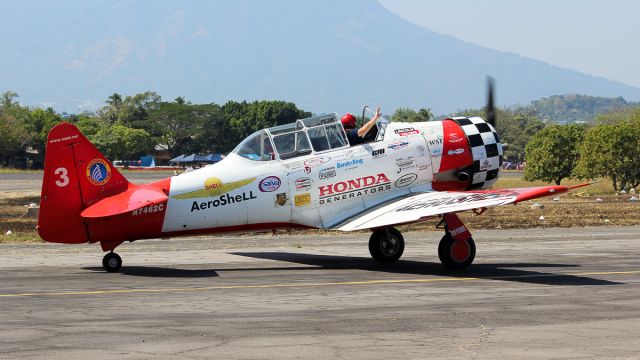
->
[575,112,640,191]
[392,107,433,122]
[1,91,19,110]
[0,111,31,167]
[220,100,310,153]
[91,125,153,162]
[117,91,162,132]
[147,100,208,156]
[74,115,102,138]
[23,108,63,164]
[524,124,585,185]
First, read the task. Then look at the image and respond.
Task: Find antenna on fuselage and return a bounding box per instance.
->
[486,76,496,127]
[361,105,370,128]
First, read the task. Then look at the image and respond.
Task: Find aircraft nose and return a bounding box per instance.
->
[452,116,503,189]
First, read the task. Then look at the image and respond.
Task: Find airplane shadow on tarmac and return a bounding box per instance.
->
[228,252,624,286]
[83,252,623,286]
[84,266,220,278]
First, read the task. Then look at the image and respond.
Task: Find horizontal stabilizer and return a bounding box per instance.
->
[81,185,168,218]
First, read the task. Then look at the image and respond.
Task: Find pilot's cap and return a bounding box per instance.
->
[341,113,357,129]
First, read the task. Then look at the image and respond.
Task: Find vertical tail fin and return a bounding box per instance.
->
[38,122,130,243]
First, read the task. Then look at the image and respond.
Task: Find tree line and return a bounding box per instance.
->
[524,107,640,190]
[0,91,310,168]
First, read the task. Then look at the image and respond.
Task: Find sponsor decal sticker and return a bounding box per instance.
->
[428,137,443,146]
[318,173,392,205]
[372,148,385,158]
[336,158,364,169]
[396,157,416,173]
[86,158,111,186]
[319,167,337,180]
[394,127,420,136]
[395,173,418,188]
[295,177,312,191]
[448,132,464,143]
[259,176,281,192]
[274,192,289,207]
[295,193,311,207]
[396,192,514,212]
[173,177,255,199]
[447,148,465,155]
[304,156,330,167]
[190,191,257,212]
[388,141,409,150]
[450,225,467,237]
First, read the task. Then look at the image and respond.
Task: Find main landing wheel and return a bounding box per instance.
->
[102,252,122,273]
[438,234,475,269]
[369,227,405,263]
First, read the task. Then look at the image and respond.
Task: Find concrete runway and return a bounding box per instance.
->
[0,172,172,194]
[1,227,639,359]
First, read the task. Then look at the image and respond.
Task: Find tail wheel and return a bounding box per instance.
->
[102,252,122,273]
[369,227,405,263]
[438,234,475,269]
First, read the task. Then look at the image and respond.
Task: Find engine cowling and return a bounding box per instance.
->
[431,116,503,191]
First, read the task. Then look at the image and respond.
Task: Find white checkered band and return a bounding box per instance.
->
[451,116,503,189]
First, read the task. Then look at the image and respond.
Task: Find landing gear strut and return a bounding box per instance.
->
[369,227,405,263]
[437,213,476,269]
[102,251,122,273]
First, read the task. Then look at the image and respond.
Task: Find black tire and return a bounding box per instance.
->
[369,227,405,263]
[438,234,475,269]
[102,252,122,273]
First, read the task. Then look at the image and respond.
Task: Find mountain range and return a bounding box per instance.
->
[2,0,640,115]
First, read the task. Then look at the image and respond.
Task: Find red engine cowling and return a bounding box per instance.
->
[432,117,503,191]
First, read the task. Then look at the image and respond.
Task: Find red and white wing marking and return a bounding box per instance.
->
[332,185,572,231]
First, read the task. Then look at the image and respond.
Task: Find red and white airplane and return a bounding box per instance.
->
[38,82,586,272]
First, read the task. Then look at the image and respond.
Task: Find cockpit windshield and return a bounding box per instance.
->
[232,130,275,161]
[231,113,351,161]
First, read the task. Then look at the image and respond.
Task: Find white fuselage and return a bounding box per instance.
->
[160,122,447,233]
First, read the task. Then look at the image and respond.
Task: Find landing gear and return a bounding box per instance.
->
[102,251,122,273]
[438,233,476,269]
[369,227,405,263]
[437,213,476,269]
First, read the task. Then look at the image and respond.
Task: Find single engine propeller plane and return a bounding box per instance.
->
[38,79,587,272]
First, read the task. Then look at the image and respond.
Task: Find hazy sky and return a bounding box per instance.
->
[379,0,640,88]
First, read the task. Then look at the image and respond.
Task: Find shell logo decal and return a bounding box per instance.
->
[205,177,223,190]
[86,158,111,186]
[173,177,256,199]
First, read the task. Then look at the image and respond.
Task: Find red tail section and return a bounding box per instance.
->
[38,122,130,243]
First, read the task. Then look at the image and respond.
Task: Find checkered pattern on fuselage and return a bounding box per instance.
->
[451,117,503,189]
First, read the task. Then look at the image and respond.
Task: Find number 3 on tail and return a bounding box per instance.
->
[54,167,69,187]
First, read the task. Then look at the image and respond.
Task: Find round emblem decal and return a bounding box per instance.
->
[259,176,281,192]
[86,158,111,186]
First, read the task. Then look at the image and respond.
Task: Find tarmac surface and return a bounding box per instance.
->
[0,172,173,194]
[1,226,639,359]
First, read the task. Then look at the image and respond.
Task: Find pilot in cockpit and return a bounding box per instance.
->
[341,106,381,146]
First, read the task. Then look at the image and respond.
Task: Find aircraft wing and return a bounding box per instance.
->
[332,185,579,231]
